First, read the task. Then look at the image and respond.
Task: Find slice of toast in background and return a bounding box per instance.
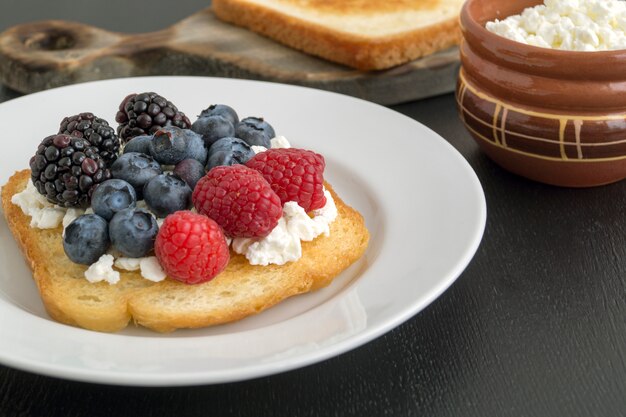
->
[1,169,369,333]
[213,0,465,70]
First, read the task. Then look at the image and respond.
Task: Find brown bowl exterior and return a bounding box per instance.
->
[457,0,626,187]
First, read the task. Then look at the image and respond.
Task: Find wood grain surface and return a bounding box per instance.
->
[1,2,626,417]
[0,8,460,105]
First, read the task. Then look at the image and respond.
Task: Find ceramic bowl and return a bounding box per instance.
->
[457,0,626,187]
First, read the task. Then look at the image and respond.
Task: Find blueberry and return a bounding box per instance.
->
[143,174,191,218]
[109,208,158,257]
[206,137,255,171]
[182,129,208,165]
[90,179,137,221]
[174,159,205,190]
[191,115,235,149]
[111,152,162,198]
[235,117,275,148]
[63,214,110,264]
[149,127,187,165]
[198,104,239,126]
[123,135,152,155]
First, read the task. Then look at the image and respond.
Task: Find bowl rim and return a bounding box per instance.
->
[461,0,626,65]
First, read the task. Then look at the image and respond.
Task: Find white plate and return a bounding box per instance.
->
[0,76,486,386]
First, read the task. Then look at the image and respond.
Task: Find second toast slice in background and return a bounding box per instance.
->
[213,0,465,70]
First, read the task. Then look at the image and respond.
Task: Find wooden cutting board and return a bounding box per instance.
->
[0,7,460,105]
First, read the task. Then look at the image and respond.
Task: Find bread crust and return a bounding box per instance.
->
[212,0,462,70]
[1,170,369,333]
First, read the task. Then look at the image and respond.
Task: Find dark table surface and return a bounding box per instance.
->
[1,2,626,416]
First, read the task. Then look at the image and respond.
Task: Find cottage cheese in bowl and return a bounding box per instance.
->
[486,0,626,51]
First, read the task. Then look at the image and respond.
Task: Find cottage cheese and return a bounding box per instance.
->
[486,0,626,51]
[85,254,120,285]
[138,257,167,282]
[115,256,167,282]
[61,208,86,237]
[232,189,338,266]
[251,135,291,154]
[11,181,66,229]
[270,135,291,149]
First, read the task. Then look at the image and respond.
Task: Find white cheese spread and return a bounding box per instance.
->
[270,135,291,149]
[232,189,338,266]
[138,257,167,282]
[232,217,301,265]
[11,181,65,229]
[84,254,120,285]
[61,208,86,237]
[114,256,141,271]
[486,0,626,51]
[251,135,291,154]
[115,256,167,282]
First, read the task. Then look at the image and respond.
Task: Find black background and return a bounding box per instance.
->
[1,1,625,416]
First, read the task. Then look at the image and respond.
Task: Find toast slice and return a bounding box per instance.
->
[1,170,369,333]
[212,0,464,70]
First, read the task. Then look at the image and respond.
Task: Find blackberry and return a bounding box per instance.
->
[29,134,111,208]
[59,112,120,165]
[115,92,191,143]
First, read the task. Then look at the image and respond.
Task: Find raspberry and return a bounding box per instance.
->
[154,211,230,284]
[245,148,326,212]
[192,165,282,238]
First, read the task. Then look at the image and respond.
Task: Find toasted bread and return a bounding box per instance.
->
[1,169,369,333]
[212,0,464,70]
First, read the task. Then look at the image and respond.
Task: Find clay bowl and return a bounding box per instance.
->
[457,0,626,187]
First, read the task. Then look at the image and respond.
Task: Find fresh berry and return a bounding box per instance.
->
[206,137,255,171]
[123,135,152,155]
[198,104,239,126]
[115,92,191,143]
[29,134,111,207]
[191,115,235,148]
[155,211,230,284]
[149,126,187,165]
[59,112,120,165]
[182,129,208,164]
[143,174,192,218]
[235,117,275,148]
[192,165,282,238]
[110,152,162,197]
[63,214,110,264]
[174,159,205,190]
[90,179,137,221]
[109,208,158,258]
[246,148,326,212]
